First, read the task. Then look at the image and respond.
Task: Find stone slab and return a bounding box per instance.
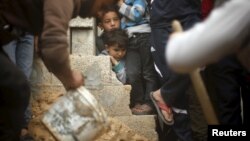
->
[90,85,132,116]
[31,85,132,117]
[69,17,94,28]
[115,115,158,141]
[70,28,96,55]
[31,55,122,86]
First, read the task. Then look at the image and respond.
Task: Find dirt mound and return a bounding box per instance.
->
[28,90,148,141]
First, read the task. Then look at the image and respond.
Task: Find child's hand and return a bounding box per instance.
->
[110,56,118,66]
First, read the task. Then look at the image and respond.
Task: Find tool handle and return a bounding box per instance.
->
[172,20,183,32]
[190,70,219,124]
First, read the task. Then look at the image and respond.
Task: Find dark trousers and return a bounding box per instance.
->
[203,56,250,126]
[126,33,159,106]
[150,14,200,109]
[150,15,206,141]
[0,47,30,141]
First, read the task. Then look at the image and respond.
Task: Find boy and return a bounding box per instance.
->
[96,5,121,54]
[116,0,159,115]
[99,29,128,84]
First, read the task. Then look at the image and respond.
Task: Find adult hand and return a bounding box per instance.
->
[59,70,84,90]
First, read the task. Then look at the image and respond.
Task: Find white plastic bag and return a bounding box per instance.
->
[42,86,109,141]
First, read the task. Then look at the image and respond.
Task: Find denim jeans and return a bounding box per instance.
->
[3,33,34,79]
[2,33,34,128]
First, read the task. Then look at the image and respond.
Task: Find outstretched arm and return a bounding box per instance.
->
[40,0,84,89]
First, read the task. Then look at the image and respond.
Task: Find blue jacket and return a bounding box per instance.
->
[119,0,150,29]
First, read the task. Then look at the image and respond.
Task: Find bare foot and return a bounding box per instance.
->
[152,89,173,122]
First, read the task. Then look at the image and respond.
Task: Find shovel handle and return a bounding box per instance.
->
[171,20,219,125]
[172,20,183,32]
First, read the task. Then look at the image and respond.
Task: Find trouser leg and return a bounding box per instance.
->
[126,48,144,106]
[136,33,160,104]
[0,48,30,140]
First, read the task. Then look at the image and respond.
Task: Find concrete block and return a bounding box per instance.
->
[95,117,149,141]
[69,55,122,87]
[31,85,132,117]
[69,17,94,28]
[69,17,96,55]
[32,55,122,86]
[90,85,132,116]
[115,115,158,141]
[70,28,95,55]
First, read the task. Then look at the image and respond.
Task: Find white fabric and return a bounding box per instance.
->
[166,0,250,73]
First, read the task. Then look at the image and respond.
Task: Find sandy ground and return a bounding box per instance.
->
[28,91,148,141]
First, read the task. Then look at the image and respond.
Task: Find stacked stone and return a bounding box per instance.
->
[29,17,158,141]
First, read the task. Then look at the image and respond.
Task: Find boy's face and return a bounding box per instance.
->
[99,11,120,31]
[106,43,126,61]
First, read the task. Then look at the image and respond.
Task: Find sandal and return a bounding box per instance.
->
[150,92,174,125]
[131,103,154,115]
